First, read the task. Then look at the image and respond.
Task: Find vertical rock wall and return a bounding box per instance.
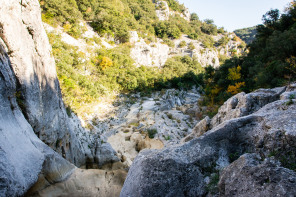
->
[0,0,92,167]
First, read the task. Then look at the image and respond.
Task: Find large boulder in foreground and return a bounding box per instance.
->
[219,153,296,197]
[121,86,296,196]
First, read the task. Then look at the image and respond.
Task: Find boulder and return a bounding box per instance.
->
[121,86,296,196]
[219,153,296,197]
[211,86,286,128]
[182,116,210,142]
[95,143,120,167]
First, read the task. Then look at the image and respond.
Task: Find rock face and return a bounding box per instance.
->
[219,153,296,197]
[121,85,296,196]
[0,33,75,197]
[0,0,94,167]
[155,1,191,22]
[130,31,170,67]
[155,1,170,21]
[131,32,244,68]
[0,0,119,195]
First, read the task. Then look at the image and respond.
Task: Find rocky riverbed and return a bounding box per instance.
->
[84,87,202,168]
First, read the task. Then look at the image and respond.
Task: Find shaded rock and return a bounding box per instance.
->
[0,43,74,196]
[182,116,210,142]
[219,153,296,197]
[0,0,92,166]
[120,149,205,197]
[95,143,120,167]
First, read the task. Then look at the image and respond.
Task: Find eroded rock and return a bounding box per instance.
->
[219,153,296,197]
[121,86,296,196]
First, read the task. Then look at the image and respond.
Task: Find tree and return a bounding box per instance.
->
[262,9,280,27]
[227,65,241,81]
[190,13,199,21]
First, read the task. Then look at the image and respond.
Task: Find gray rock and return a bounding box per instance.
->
[211,86,286,128]
[0,0,92,167]
[95,143,120,167]
[182,116,210,142]
[121,87,296,196]
[120,149,205,197]
[219,153,296,197]
[0,41,74,197]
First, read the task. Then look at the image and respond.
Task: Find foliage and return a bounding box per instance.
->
[216,36,230,47]
[234,26,257,44]
[227,82,245,95]
[147,129,157,139]
[40,0,84,38]
[227,65,241,81]
[201,19,218,35]
[188,42,195,50]
[164,0,185,12]
[201,2,296,107]
[48,29,204,115]
[179,40,186,48]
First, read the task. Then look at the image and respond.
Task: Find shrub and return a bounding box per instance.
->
[147,129,157,138]
[179,40,187,48]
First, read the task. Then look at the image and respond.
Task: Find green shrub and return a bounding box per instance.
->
[179,40,187,48]
[147,129,157,138]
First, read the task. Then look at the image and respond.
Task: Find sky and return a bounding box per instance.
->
[178,0,292,32]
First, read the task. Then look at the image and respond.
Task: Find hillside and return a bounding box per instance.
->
[40,0,245,117]
[234,26,257,44]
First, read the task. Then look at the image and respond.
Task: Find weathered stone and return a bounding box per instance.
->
[95,143,120,167]
[182,116,210,142]
[210,86,286,128]
[0,0,93,166]
[0,42,74,197]
[219,153,296,197]
[120,149,205,197]
[121,86,296,196]
[31,168,127,197]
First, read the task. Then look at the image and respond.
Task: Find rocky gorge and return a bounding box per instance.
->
[0,0,296,197]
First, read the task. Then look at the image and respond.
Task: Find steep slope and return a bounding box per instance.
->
[234,26,257,44]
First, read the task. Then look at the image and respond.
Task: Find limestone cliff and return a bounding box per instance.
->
[0,31,76,197]
[0,0,94,167]
[130,32,244,68]
[0,0,119,195]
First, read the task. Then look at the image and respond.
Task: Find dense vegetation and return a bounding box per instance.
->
[234,26,257,44]
[48,31,203,115]
[40,0,221,42]
[42,0,296,119]
[202,1,296,106]
[40,0,223,115]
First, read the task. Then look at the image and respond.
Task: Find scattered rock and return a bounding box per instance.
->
[121,85,296,196]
